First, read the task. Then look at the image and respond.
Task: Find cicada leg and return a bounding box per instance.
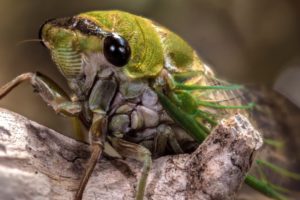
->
[0,72,85,142]
[70,117,86,142]
[75,143,102,200]
[0,72,82,116]
[74,78,119,199]
[75,113,106,200]
[154,124,183,157]
[111,138,152,200]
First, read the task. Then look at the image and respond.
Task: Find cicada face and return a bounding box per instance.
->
[40,17,103,75]
[39,16,134,97]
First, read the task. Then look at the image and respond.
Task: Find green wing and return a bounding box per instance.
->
[156,72,298,200]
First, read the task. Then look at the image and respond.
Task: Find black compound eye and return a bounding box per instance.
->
[103,34,131,67]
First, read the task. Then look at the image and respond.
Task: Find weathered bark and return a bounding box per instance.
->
[0,108,262,200]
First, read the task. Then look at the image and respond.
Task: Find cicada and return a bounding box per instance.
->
[0,10,296,200]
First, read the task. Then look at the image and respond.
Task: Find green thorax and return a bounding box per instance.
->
[79,10,204,78]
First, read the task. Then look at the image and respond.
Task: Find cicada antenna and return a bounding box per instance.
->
[16,39,43,46]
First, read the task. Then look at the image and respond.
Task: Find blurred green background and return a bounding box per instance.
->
[0,0,300,136]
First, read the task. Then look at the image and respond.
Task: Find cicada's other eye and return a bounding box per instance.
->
[103,34,131,67]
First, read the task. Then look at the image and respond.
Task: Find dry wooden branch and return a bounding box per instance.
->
[0,108,262,200]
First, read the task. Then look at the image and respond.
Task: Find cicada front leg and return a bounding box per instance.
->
[74,78,118,199]
[0,72,85,140]
[0,72,82,116]
[75,113,106,200]
[110,137,152,200]
[0,72,104,199]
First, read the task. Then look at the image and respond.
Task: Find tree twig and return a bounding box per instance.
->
[0,108,262,200]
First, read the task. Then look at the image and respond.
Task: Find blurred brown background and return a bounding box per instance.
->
[0,0,300,137]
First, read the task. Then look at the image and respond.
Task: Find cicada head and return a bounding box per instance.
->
[39,11,164,99]
[39,16,126,97]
